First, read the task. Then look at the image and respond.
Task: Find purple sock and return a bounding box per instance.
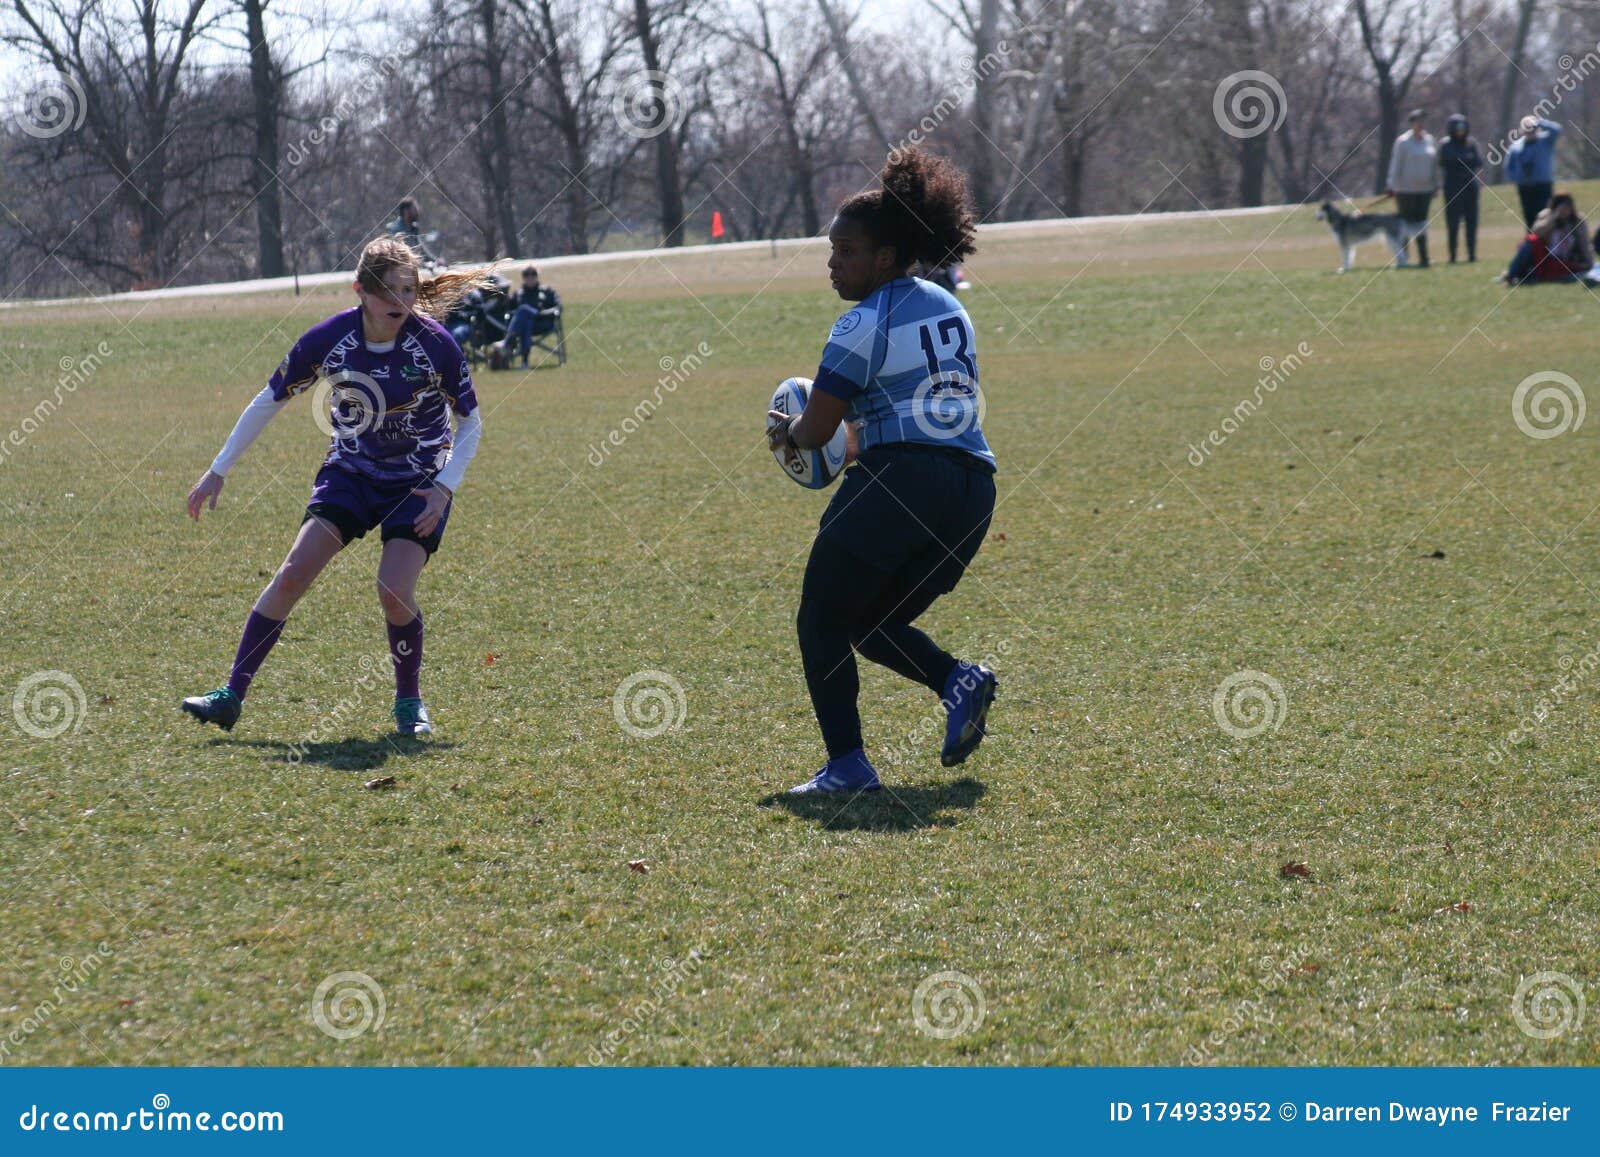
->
[388,614,424,700]
[226,610,286,701]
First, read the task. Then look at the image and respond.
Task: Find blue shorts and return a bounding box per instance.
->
[303,464,450,555]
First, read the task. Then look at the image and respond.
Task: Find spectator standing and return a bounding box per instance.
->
[1437,114,1482,263]
[1386,109,1438,268]
[1505,115,1562,228]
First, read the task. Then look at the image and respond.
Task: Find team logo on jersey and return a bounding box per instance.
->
[831,310,863,337]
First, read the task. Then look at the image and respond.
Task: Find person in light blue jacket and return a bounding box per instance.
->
[1505,115,1561,228]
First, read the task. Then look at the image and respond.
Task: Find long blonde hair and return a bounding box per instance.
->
[355,236,502,319]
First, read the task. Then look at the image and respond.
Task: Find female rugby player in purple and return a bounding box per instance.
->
[181,236,490,737]
[767,147,998,795]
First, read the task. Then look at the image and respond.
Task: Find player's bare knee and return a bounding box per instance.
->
[376,581,414,620]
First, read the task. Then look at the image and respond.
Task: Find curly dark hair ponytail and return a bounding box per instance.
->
[837,147,978,270]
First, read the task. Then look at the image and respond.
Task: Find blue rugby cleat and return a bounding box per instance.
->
[393,696,433,737]
[788,748,882,795]
[181,687,241,731]
[940,662,997,767]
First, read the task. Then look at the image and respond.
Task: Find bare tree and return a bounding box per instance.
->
[1352,0,1444,194]
[514,0,629,254]
[629,0,688,246]
[5,0,219,285]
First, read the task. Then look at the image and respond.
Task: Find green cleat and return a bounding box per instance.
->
[393,696,433,737]
[181,687,241,731]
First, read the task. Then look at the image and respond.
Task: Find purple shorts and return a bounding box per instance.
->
[303,464,450,555]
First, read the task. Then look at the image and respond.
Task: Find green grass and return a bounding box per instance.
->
[2,193,1598,1066]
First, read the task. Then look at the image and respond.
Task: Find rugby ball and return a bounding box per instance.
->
[769,377,848,489]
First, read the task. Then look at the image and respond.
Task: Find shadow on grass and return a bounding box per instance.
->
[210,735,456,771]
[759,777,987,832]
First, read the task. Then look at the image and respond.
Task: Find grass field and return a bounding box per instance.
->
[2,184,1598,1067]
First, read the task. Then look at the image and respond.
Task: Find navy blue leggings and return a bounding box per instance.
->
[796,445,996,759]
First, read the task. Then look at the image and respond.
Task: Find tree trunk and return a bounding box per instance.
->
[968,0,1000,215]
[242,0,284,278]
[633,0,685,247]
[479,0,520,257]
[1374,77,1399,193]
[1495,0,1539,180]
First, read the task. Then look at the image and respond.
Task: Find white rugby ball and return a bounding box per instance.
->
[768,377,848,490]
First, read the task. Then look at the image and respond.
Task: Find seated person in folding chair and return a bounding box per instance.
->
[448,273,511,362]
[490,265,562,368]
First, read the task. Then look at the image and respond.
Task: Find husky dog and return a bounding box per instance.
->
[1317,200,1415,272]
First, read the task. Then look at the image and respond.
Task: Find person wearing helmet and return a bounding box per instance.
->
[1437,114,1483,263]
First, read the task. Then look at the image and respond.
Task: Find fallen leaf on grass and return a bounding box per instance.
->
[483,653,500,667]
[364,776,396,791]
[1290,962,1322,975]
[1434,901,1472,915]
[627,860,649,873]
[1280,861,1312,879]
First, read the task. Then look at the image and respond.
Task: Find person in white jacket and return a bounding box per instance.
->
[1386,109,1438,268]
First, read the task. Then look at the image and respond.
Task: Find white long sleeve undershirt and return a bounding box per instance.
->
[208,384,482,491]
[209,385,287,477]
[434,408,482,492]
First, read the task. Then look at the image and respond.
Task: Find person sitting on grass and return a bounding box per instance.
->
[490,265,561,368]
[1499,192,1595,285]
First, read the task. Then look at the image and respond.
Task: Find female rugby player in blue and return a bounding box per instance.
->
[180,236,490,737]
[767,147,998,795]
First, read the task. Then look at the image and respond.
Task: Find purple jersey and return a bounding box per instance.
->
[270,307,478,485]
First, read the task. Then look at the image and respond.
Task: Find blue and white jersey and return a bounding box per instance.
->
[812,277,995,469]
